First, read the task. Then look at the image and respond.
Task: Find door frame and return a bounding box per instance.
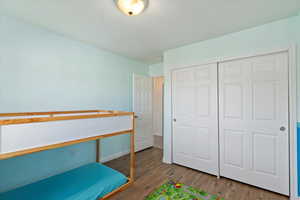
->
[170,45,297,199]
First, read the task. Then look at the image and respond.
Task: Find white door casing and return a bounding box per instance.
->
[219,52,289,195]
[133,74,153,152]
[172,63,219,176]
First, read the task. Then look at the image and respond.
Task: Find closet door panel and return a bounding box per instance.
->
[172,63,218,176]
[219,52,289,195]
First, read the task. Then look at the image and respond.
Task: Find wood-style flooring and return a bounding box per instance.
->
[105,148,288,200]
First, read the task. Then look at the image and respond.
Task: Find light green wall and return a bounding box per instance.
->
[0,16,148,192]
[163,13,300,184]
[149,62,164,77]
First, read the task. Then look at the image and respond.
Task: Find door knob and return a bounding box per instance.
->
[173,118,177,122]
[280,126,286,131]
[134,115,138,119]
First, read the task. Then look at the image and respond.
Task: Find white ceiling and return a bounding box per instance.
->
[1,0,300,63]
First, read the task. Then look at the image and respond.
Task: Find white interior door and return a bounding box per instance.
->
[133,74,153,152]
[172,63,219,176]
[219,52,289,195]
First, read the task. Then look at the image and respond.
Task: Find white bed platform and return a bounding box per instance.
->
[0,110,132,156]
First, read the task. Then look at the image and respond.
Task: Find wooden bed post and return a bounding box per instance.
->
[96,139,101,163]
[130,114,136,181]
[101,114,136,199]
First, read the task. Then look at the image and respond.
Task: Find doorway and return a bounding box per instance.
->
[152,76,164,150]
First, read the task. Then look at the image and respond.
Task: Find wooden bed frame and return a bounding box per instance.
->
[0,110,136,200]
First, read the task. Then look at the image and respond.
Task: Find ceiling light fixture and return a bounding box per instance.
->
[115,0,148,16]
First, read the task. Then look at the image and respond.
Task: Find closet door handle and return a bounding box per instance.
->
[173,118,177,122]
[280,126,286,131]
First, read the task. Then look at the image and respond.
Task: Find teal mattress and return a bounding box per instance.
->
[0,163,127,200]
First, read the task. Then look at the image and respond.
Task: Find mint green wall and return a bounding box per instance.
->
[163,13,300,196]
[0,16,148,192]
[149,62,164,77]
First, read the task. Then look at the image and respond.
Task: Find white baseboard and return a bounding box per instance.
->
[163,157,172,164]
[291,197,300,200]
[100,150,130,163]
[153,134,163,138]
[153,133,163,136]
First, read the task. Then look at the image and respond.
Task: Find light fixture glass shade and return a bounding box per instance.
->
[116,0,147,16]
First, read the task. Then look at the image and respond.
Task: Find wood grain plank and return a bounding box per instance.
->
[130,115,136,181]
[0,110,111,117]
[0,111,133,125]
[100,180,133,200]
[96,139,101,163]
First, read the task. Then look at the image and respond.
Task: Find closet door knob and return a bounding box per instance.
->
[280,126,286,131]
[173,118,177,122]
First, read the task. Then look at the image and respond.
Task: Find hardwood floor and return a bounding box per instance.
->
[105,148,288,200]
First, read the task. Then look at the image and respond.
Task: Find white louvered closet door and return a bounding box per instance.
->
[219,52,289,195]
[172,63,219,176]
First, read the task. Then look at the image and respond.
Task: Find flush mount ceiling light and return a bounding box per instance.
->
[115,0,148,16]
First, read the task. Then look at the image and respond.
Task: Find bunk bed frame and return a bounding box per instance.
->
[0,110,136,200]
